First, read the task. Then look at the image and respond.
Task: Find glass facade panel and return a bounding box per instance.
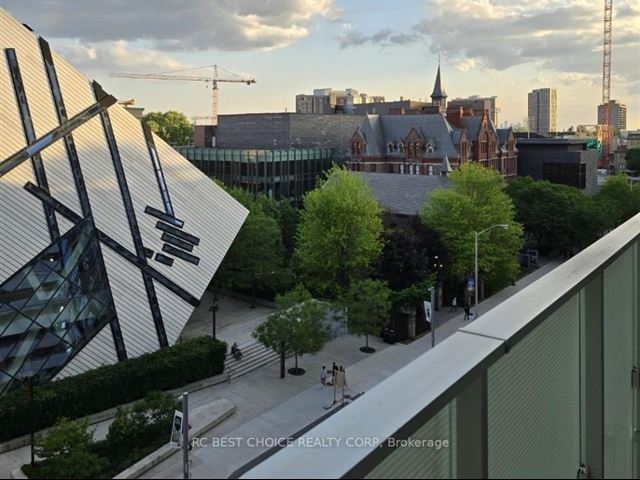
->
[0,220,119,394]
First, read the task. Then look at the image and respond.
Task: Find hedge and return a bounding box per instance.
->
[0,337,226,442]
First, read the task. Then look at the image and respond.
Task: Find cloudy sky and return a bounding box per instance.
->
[3,0,639,129]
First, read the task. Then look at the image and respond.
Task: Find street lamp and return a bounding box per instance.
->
[473,224,509,318]
[209,292,219,340]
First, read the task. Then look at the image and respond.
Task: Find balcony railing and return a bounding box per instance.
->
[242,213,640,479]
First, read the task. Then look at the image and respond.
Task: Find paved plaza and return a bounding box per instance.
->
[0,259,560,479]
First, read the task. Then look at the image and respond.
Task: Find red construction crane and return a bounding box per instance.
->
[600,0,613,169]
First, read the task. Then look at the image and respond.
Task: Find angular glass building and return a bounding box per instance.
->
[0,8,247,395]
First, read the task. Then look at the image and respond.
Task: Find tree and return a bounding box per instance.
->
[142,111,192,146]
[421,163,523,292]
[625,148,640,174]
[215,188,290,297]
[341,279,391,353]
[506,176,602,255]
[594,174,640,231]
[376,216,445,291]
[33,418,106,479]
[253,286,330,376]
[295,166,383,297]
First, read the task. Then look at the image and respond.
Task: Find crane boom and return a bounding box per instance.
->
[109,65,256,125]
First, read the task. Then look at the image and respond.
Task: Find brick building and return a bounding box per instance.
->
[346,67,517,179]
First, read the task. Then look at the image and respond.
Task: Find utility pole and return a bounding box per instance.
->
[182,392,189,480]
[429,286,436,348]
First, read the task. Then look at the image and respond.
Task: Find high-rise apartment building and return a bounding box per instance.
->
[528,88,558,133]
[598,100,627,131]
[295,88,384,114]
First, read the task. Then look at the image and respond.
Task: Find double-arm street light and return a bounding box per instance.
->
[474,224,509,317]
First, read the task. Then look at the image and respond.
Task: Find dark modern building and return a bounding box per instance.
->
[516,138,598,195]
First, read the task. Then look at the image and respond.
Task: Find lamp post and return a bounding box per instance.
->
[473,224,509,318]
[209,292,219,341]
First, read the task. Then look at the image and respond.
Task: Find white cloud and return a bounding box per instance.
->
[3,0,340,51]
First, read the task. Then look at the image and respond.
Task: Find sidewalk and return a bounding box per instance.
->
[143,259,562,479]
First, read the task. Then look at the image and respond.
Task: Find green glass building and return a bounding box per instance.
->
[175,147,335,203]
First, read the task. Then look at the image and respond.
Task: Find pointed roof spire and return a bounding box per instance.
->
[431,60,447,101]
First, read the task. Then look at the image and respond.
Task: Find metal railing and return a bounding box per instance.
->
[242,213,640,479]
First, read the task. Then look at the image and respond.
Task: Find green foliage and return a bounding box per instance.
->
[142,111,192,146]
[215,188,291,295]
[0,337,225,442]
[507,176,603,254]
[30,418,106,479]
[377,216,445,291]
[25,393,179,479]
[594,174,640,231]
[421,163,523,283]
[295,166,384,297]
[253,286,330,360]
[106,392,178,450]
[341,279,391,347]
[625,148,640,173]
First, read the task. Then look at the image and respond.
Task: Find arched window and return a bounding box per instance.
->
[426,142,434,153]
[387,142,394,153]
[399,142,405,153]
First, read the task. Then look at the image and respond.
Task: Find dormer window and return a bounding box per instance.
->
[426,142,434,153]
[398,142,405,153]
[387,142,394,153]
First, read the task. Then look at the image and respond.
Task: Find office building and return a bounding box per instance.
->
[516,138,598,195]
[598,100,627,131]
[0,8,247,394]
[295,88,384,114]
[528,88,558,133]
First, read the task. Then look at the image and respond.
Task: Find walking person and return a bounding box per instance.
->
[450,297,458,312]
[464,304,471,321]
[320,366,328,387]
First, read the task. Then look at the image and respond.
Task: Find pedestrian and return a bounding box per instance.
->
[332,362,338,376]
[464,304,471,321]
[450,297,458,312]
[320,366,328,387]
[340,366,347,388]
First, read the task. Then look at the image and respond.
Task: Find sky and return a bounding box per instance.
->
[2,0,639,129]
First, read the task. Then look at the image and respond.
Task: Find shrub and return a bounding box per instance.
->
[24,418,107,479]
[0,337,225,442]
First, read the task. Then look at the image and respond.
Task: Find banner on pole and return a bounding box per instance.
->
[424,301,432,325]
[170,410,183,448]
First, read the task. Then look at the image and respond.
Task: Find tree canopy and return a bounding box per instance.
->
[340,279,391,351]
[625,148,640,174]
[506,176,602,254]
[594,174,640,231]
[142,111,192,146]
[215,188,290,295]
[421,163,523,283]
[295,166,383,297]
[253,286,330,373]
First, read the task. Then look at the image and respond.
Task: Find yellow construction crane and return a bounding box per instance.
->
[109,65,256,125]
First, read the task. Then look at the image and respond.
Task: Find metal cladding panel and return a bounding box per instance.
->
[0,7,247,387]
[55,325,119,379]
[101,247,160,358]
[0,12,52,282]
[487,295,581,478]
[69,115,136,253]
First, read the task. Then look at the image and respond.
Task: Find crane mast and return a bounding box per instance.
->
[601,0,613,170]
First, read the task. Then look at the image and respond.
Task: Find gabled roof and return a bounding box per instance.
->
[357,172,450,216]
[357,114,461,158]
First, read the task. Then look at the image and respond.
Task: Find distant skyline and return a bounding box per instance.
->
[2,0,639,129]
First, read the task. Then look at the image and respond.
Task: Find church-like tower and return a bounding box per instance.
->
[430,63,447,110]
